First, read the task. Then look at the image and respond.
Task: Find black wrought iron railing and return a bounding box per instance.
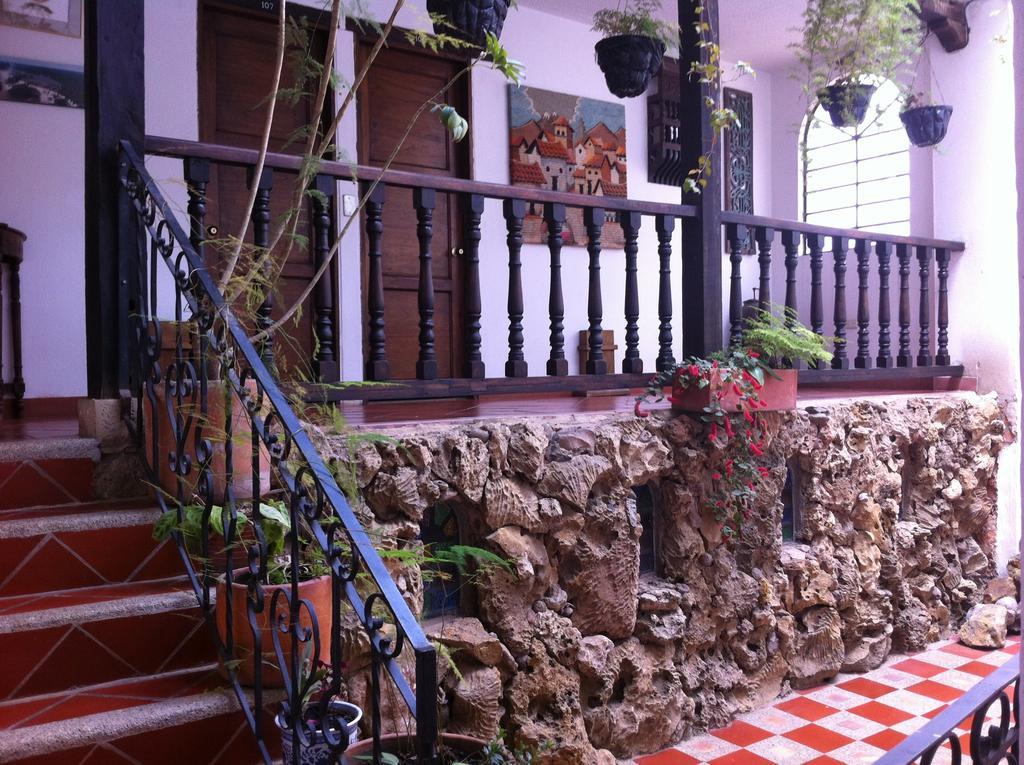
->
[118,140,437,764]
[874,657,1019,765]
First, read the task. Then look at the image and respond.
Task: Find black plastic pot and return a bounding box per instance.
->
[900,105,953,147]
[817,83,878,128]
[426,0,509,46]
[595,34,666,99]
[277,700,362,765]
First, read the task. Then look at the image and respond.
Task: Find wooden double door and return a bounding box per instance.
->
[199,2,471,382]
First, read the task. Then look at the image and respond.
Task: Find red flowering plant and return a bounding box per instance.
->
[634,308,831,538]
[635,347,774,538]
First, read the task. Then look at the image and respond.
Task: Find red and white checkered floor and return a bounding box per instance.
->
[631,636,1020,765]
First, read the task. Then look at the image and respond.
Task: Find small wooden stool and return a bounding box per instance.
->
[0,225,25,418]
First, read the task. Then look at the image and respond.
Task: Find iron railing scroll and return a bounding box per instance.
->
[874,657,1019,765]
[117,140,438,765]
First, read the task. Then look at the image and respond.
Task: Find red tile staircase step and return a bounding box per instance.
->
[0,503,181,596]
[0,454,270,765]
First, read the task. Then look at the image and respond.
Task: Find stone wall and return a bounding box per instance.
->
[315,393,1009,762]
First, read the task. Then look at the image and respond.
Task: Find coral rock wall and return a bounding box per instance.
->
[317,393,1008,762]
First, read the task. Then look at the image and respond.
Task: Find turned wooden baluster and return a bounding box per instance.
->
[247,166,274,370]
[463,194,485,379]
[184,157,210,257]
[726,223,746,348]
[896,243,913,368]
[831,236,850,369]
[876,240,893,369]
[655,214,676,372]
[620,211,643,374]
[781,229,801,368]
[312,175,338,382]
[935,247,951,365]
[807,233,825,369]
[414,187,438,380]
[364,183,389,380]
[916,245,932,367]
[505,199,528,378]
[545,203,568,376]
[584,207,607,374]
[755,226,774,309]
[854,239,871,369]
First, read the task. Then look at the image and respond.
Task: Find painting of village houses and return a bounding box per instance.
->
[508,84,627,247]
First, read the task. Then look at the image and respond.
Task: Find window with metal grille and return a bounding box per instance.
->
[801,79,910,235]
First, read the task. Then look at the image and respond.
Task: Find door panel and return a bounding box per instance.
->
[358,42,469,380]
[199,3,331,378]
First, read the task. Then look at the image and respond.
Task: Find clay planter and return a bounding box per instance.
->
[276,700,362,765]
[670,369,798,413]
[215,571,333,688]
[900,105,953,147]
[817,83,877,127]
[343,733,486,764]
[595,34,665,98]
[153,380,271,502]
[427,0,509,46]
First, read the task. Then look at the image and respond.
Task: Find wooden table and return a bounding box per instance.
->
[0,225,25,417]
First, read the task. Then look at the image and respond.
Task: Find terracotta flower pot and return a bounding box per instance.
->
[342,733,486,764]
[671,368,798,413]
[153,379,271,502]
[215,571,333,688]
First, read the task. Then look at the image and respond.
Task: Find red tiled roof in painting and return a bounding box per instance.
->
[511,161,546,186]
[536,140,570,159]
[603,182,627,197]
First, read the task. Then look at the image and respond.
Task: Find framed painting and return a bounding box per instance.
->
[508,84,627,247]
[0,0,82,38]
[0,57,84,108]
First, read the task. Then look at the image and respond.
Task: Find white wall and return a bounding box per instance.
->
[0,23,85,398]
[930,0,1019,568]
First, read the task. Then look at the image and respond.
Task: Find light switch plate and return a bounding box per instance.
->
[342,194,358,216]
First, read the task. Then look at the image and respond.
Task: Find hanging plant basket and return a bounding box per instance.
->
[817,83,877,128]
[900,105,953,147]
[595,34,666,98]
[426,0,509,46]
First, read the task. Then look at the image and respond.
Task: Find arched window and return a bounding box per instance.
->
[419,504,462,619]
[633,484,660,575]
[801,79,911,235]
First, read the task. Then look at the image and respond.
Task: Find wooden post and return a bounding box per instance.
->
[85,1,144,398]
[678,0,723,357]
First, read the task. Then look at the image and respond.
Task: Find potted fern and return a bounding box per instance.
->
[427,0,513,46]
[792,0,922,127]
[592,0,676,98]
[900,91,953,147]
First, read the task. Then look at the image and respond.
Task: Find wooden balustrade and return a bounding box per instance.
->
[146,136,968,400]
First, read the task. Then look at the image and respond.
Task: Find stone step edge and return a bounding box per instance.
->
[0,579,204,634]
[0,672,282,764]
[0,437,100,465]
[0,507,162,539]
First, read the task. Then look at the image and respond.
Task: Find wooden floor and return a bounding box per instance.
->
[1,378,976,442]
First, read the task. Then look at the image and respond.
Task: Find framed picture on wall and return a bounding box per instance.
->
[0,57,84,108]
[0,0,82,38]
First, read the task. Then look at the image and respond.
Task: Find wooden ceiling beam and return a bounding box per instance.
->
[917,0,970,52]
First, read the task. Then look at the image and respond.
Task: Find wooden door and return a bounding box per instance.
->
[357,42,470,380]
[199,2,331,378]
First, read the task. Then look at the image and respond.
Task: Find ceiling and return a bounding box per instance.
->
[516,0,806,72]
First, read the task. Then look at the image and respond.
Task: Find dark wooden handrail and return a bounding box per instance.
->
[145,135,700,218]
[722,210,966,252]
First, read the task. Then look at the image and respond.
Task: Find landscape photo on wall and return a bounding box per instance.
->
[508,84,627,248]
[0,57,83,109]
